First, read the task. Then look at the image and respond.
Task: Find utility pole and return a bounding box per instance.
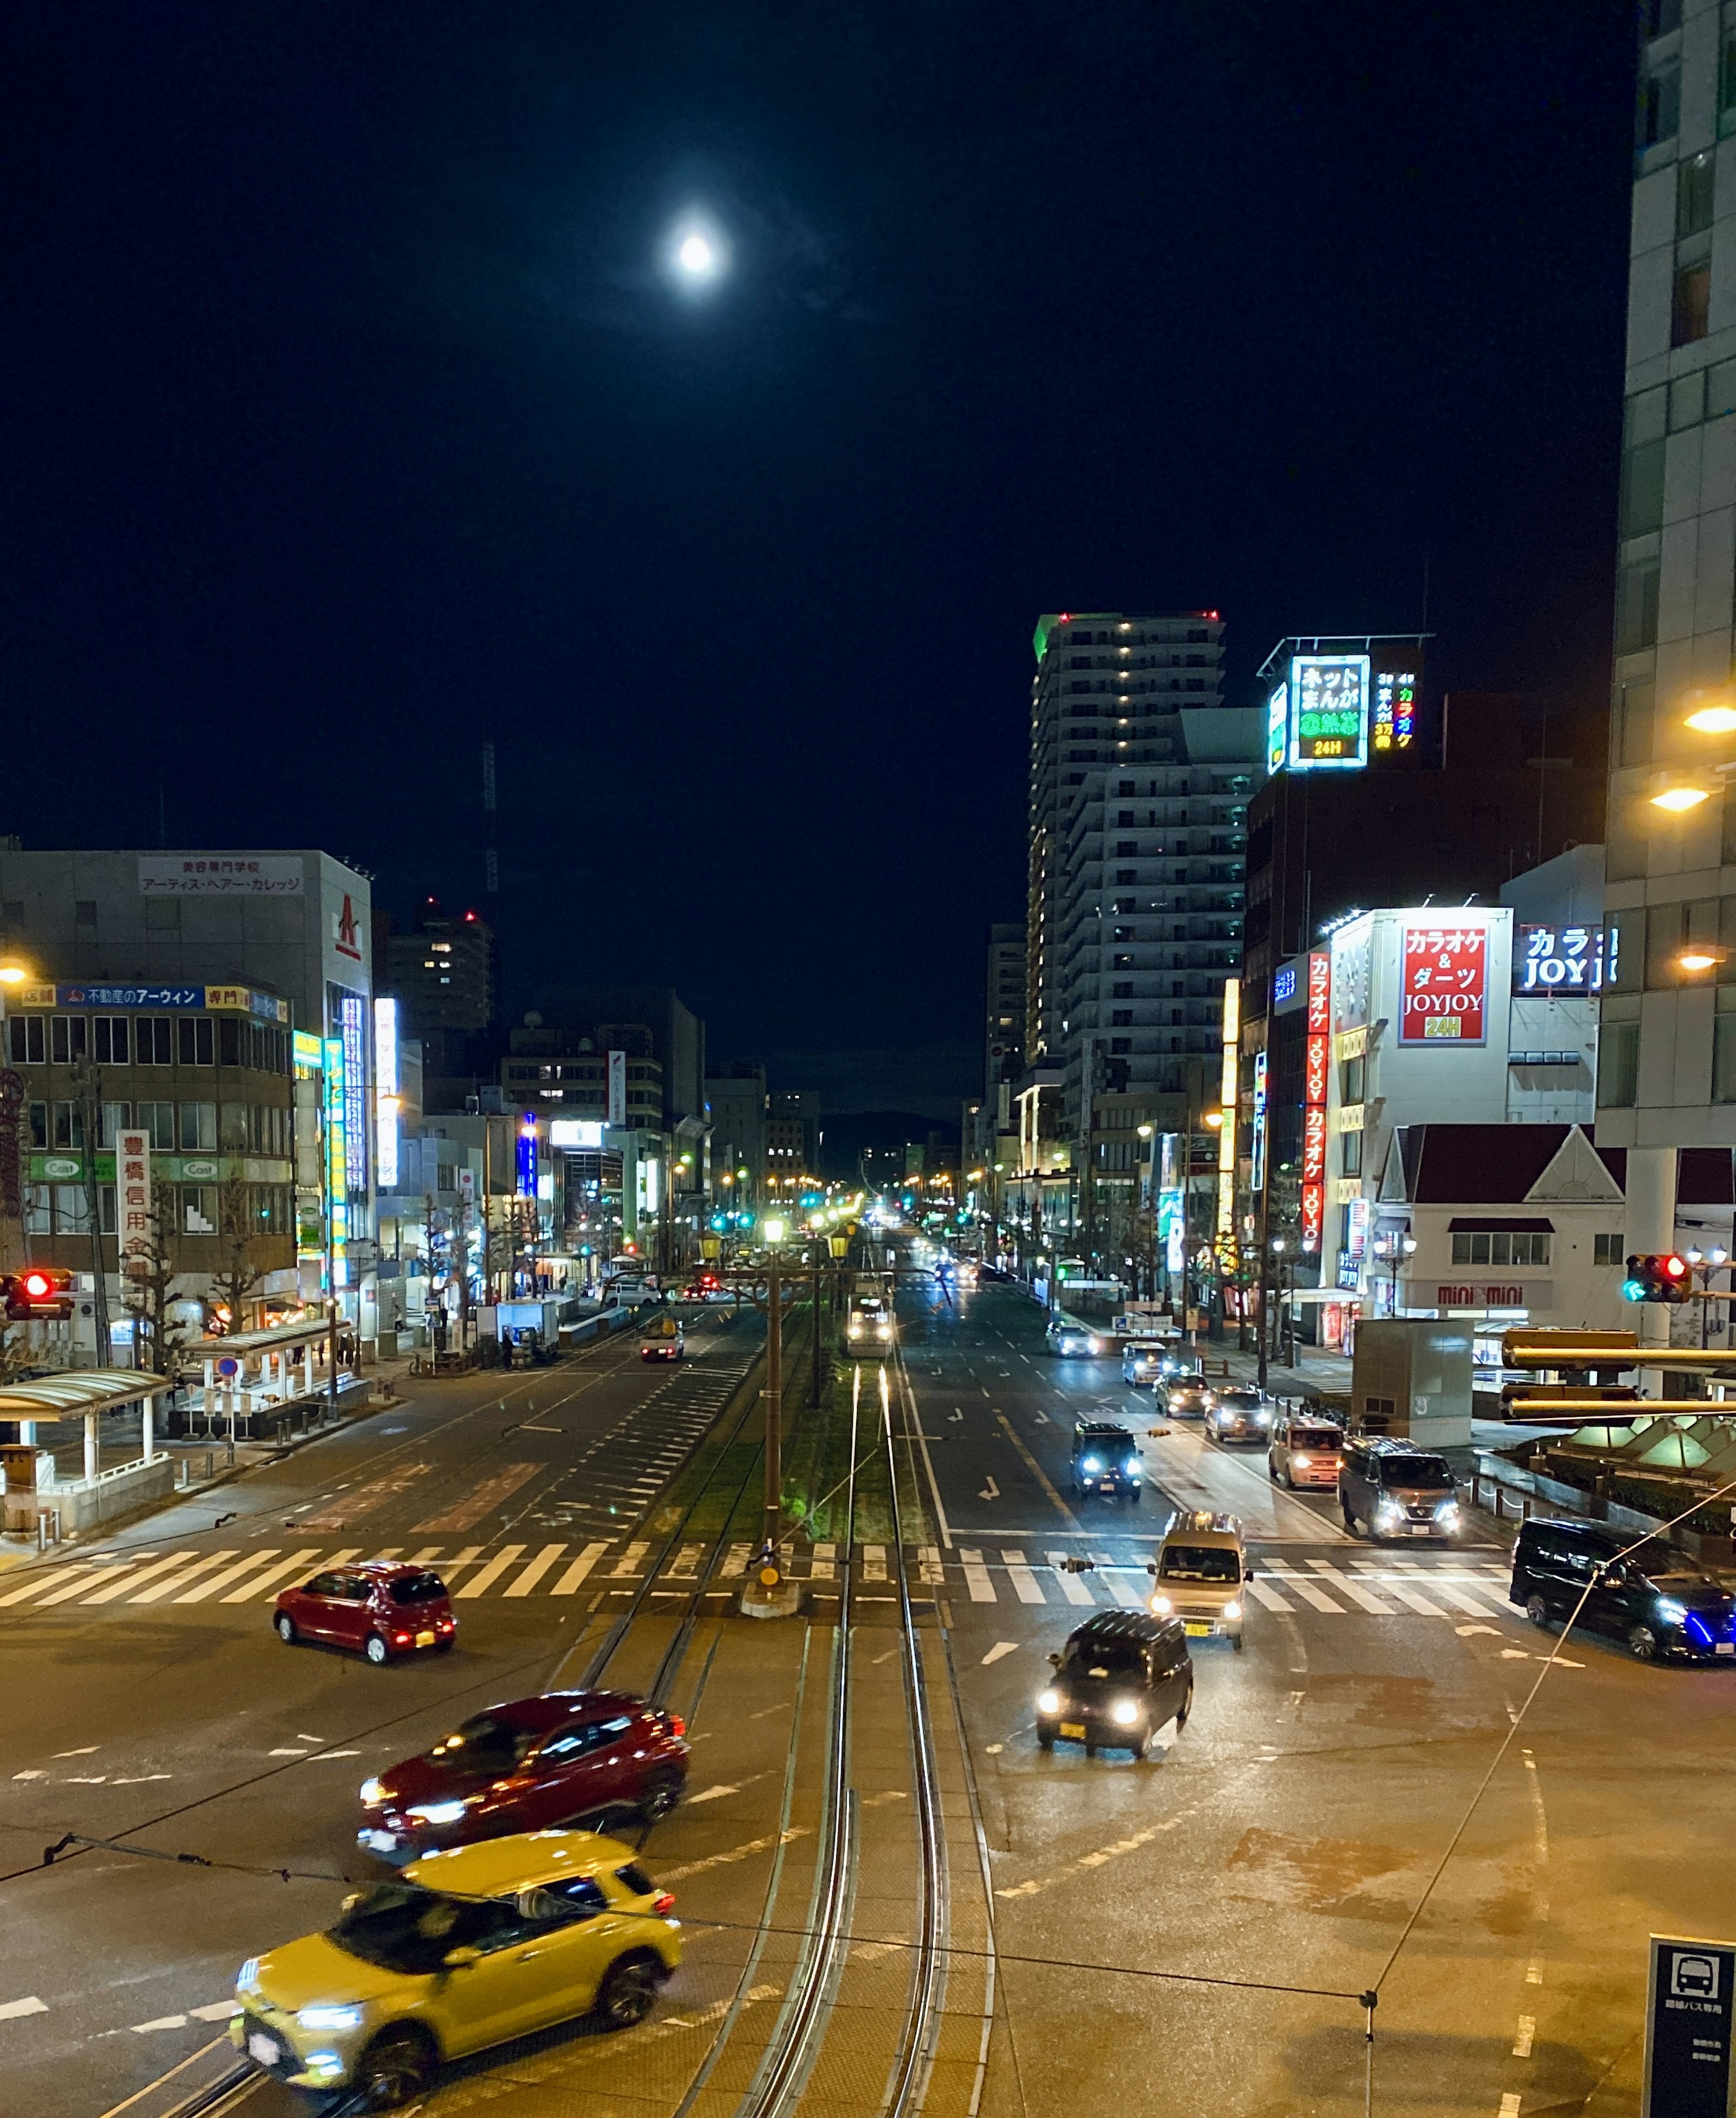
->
[811,1251,824,1409]
[760,1252,784,1551]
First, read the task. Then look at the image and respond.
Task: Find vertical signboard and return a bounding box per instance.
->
[373,996,400,1191]
[1250,1050,1268,1199]
[116,1127,154,1290]
[1644,1933,1735,2118]
[1288,654,1371,771]
[339,993,368,1192]
[1401,923,1489,1044]
[1372,664,1419,754]
[1301,952,1330,1253]
[607,1049,627,1128]
[1216,979,1239,1240]
[1266,683,1288,776]
[323,1035,349,1273]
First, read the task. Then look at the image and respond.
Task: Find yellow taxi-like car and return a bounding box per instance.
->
[229,1830,681,2105]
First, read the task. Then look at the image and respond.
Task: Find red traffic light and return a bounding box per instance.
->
[5,1267,74,1320]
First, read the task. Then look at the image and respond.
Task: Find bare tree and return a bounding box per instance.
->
[205,1173,266,1336]
[123,1199,192,1377]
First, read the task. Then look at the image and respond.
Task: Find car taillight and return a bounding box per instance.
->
[665,1714,686,1738]
[393,1632,412,1645]
[652,1892,676,1915]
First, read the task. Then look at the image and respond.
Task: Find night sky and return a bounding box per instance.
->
[3,2,1635,1116]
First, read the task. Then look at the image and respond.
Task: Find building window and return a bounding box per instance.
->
[22,1184,49,1234]
[182,1186,216,1235]
[1451,1230,1550,1267]
[93,1015,130,1065]
[1109,1037,1132,1054]
[179,1102,217,1151]
[1715,1014,1736,1103]
[1111,1009,1134,1026]
[1598,1021,1640,1106]
[6,1016,45,1064]
[1341,1133,1363,1180]
[1621,435,1666,536]
[1593,1233,1625,1266]
[51,1101,83,1150]
[136,1100,174,1148]
[50,1016,88,1064]
[1616,561,1660,656]
[1679,151,1715,238]
[1672,259,1711,346]
[1112,981,1135,999]
[178,1016,215,1066]
[55,1184,89,1234]
[1115,869,1137,885]
[136,1015,173,1064]
[99,1101,130,1147]
[1640,60,1681,150]
[27,1102,47,1150]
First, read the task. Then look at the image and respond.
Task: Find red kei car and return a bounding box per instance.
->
[357,1690,689,1864]
[274,1560,456,1666]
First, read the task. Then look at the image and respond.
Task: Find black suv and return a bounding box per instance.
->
[1510,1518,1736,1663]
[1339,1435,1461,1541]
[1070,1420,1142,1503]
[1035,1610,1193,1759]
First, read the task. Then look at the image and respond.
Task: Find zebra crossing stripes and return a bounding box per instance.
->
[226,1549,350,1602]
[457,1545,527,1598]
[1047,1551,1094,1607]
[958,1550,995,1602]
[550,1542,611,1594]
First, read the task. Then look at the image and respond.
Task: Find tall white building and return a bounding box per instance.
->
[1022,610,1263,1270]
[1603,2,1736,1300]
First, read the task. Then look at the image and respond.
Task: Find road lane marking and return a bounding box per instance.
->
[1245,1577,1295,1613]
[301,1461,433,1531]
[1364,1575,1451,1617]
[610,1541,651,1578]
[958,1549,996,1601]
[1499,2097,1521,2116]
[981,1641,1019,1665]
[173,1551,283,1604]
[862,1545,888,1582]
[979,1475,1000,1500]
[810,1543,836,1580]
[34,1566,138,1608]
[6,1560,152,1607]
[918,1546,944,1585]
[1090,1552,1144,1607]
[53,1747,98,1758]
[994,1411,1080,1527]
[1047,1551,1094,1605]
[1261,1562,1343,1613]
[0,1995,47,2020]
[220,1549,330,1602]
[127,1552,242,1605]
[457,1545,526,1598]
[503,1544,567,1596]
[1512,2018,1534,2057]
[1001,1550,1044,1603]
[660,1826,812,1882]
[413,1462,543,1533]
[550,1542,612,1594]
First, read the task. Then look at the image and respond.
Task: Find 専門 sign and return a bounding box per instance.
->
[1401,923,1488,1045]
[1514,924,1615,994]
[1288,654,1371,771]
[1644,1933,1735,2118]
[137,855,304,896]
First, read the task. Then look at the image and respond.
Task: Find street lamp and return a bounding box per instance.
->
[1377,1231,1416,1316]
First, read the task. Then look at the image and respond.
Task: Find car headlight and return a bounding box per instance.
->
[297,2004,365,2031]
[1037,1688,1061,1715]
[1435,1499,1460,1523]
[1255,1410,1271,1425]
[1111,1697,1141,1726]
[1656,1597,1689,1626]
[1123,1459,1139,1476]
[1223,1600,1243,1622]
[238,1958,260,1990]
[406,1798,472,1824]
[359,1778,384,1806]
[1081,1456,1102,1473]
[1149,1593,1172,1615]
[1086,1338,1102,1354]
[1293,1454,1311,1470]
[1377,1499,1403,1520]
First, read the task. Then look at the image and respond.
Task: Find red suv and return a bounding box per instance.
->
[274,1561,456,1665]
[357,1691,689,1863]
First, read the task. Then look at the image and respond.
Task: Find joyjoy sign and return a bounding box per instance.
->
[1401,923,1488,1045]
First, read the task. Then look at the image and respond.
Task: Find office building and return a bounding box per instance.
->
[383,899,496,1073]
[1020,609,1262,1275]
[985,922,1026,1098]
[1602,4,1736,1331]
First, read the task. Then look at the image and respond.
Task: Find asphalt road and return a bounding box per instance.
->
[894,1278,1736,2118]
[0,1303,765,2118]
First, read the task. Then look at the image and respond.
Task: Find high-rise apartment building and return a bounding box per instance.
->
[985,922,1026,1098]
[385,900,496,1054]
[1601,4,1736,1298]
[1020,610,1262,1274]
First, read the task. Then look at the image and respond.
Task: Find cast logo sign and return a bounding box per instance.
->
[1401,924,1488,1045]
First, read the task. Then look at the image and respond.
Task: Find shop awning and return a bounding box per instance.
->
[0,1371,168,1419]
[1288,1287,1365,1305]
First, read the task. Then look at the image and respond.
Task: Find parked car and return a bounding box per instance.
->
[1338,1436,1461,1542]
[357,1691,690,1863]
[1207,1386,1273,1444]
[1159,1373,1214,1419]
[1146,1511,1251,1650]
[1121,1340,1169,1386]
[1045,1317,1103,1358]
[1510,1518,1736,1662]
[231,1831,681,2102]
[1069,1420,1142,1503]
[1035,1610,1193,1759]
[275,1562,455,1665]
[1267,1410,1345,1489]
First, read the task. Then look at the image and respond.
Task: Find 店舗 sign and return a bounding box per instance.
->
[1514,924,1615,994]
[1644,1933,1735,2118]
[1401,923,1488,1044]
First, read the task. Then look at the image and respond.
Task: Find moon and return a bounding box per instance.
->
[667,215,728,294]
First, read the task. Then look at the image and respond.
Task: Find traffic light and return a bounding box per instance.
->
[3,1267,75,1320]
[1622,1253,1693,1305]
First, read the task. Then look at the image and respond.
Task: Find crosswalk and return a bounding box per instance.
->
[0,1538,1521,1619]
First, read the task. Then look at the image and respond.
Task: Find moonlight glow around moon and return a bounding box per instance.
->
[667,215,728,294]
